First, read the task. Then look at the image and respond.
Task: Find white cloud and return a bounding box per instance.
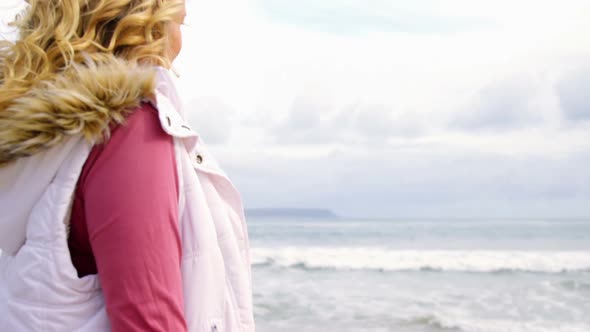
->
[184,96,236,144]
[451,76,543,131]
[268,97,427,146]
[557,66,590,122]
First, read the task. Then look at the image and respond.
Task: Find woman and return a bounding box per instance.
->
[0,1,255,331]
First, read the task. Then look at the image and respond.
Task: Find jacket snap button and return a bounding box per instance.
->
[211,324,218,332]
[195,154,203,164]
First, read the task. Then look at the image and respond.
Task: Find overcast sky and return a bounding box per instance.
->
[2,1,590,218]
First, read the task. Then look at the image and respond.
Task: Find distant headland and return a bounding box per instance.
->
[245,208,339,219]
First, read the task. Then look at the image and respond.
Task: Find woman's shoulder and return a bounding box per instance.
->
[79,101,176,189]
[100,100,174,158]
[122,101,162,133]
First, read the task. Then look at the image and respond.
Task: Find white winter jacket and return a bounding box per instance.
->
[0,60,255,332]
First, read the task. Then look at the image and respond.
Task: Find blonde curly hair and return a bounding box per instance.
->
[0,0,184,114]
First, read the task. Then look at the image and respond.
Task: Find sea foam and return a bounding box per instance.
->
[402,314,590,332]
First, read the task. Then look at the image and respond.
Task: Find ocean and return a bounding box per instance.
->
[248,218,590,332]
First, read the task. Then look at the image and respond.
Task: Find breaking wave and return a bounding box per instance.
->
[251,247,590,273]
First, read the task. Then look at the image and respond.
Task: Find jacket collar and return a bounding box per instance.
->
[150,68,228,178]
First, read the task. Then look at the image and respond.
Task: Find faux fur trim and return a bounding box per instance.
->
[0,56,157,167]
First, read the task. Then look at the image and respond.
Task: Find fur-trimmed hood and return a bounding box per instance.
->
[0,56,157,167]
[0,59,181,256]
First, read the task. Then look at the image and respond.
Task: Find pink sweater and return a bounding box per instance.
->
[67,103,188,332]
